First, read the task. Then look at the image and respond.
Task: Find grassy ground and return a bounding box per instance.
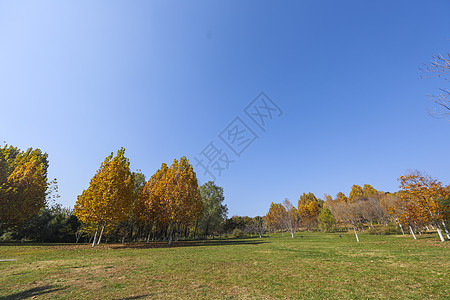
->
[0,232,449,299]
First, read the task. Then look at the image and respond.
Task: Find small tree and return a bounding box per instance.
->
[198,181,227,238]
[318,206,336,232]
[298,192,321,230]
[281,199,298,238]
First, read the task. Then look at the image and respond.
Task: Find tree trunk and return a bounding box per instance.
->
[409,226,417,240]
[97,224,105,245]
[441,220,450,240]
[434,222,445,242]
[290,232,294,238]
[168,224,174,245]
[193,222,198,240]
[397,220,405,235]
[353,225,360,242]
[147,231,151,243]
[91,224,100,248]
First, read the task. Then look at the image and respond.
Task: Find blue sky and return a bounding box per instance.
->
[1,1,449,217]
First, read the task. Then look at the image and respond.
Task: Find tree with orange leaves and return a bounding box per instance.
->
[142,157,202,244]
[74,148,135,247]
[391,170,449,241]
[297,192,321,230]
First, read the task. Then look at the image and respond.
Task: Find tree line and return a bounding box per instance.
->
[265,171,450,242]
[0,145,230,246]
[2,144,449,244]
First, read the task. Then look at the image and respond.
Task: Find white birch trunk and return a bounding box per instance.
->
[435,224,445,242]
[291,232,294,238]
[353,225,359,242]
[398,221,405,235]
[441,221,450,240]
[91,224,99,248]
[97,225,105,245]
[409,226,417,240]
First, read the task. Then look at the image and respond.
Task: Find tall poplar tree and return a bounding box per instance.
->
[74,148,134,247]
[0,145,49,228]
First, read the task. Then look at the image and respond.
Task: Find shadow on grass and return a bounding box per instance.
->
[115,295,150,300]
[0,238,269,250]
[111,238,269,249]
[0,284,66,300]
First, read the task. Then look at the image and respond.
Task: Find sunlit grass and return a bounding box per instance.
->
[0,232,448,299]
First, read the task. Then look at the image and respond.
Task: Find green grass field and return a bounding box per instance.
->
[0,232,449,299]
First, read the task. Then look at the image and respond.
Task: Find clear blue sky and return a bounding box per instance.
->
[1,1,449,217]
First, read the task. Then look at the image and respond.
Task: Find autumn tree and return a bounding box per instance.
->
[297,192,321,230]
[143,157,202,244]
[137,163,169,240]
[335,192,348,203]
[74,148,135,247]
[391,171,450,242]
[116,170,147,243]
[0,145,49,228]
[363,184,378,198]
[348,185,364,203]
[266,202,284,232]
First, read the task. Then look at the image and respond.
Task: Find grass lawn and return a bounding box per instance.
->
[0,232,449,299]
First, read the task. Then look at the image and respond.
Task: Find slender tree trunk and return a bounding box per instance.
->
[353,224,360,242]
[434,222,445,242]
[194,221,198,240]
[91,224,100,248]
[290,231,294,238]
[396,219,405,235]
[409,226,417,240]
[97,224,105,245]
[168,224,174,245]
[146,231,151,243]
[441,220,450,240]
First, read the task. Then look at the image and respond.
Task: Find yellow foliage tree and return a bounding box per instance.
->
[138,157,202,244]
[391,171,449,241]
[0,145,48,228]
[74,148,134,247]
[297,192,321,229]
